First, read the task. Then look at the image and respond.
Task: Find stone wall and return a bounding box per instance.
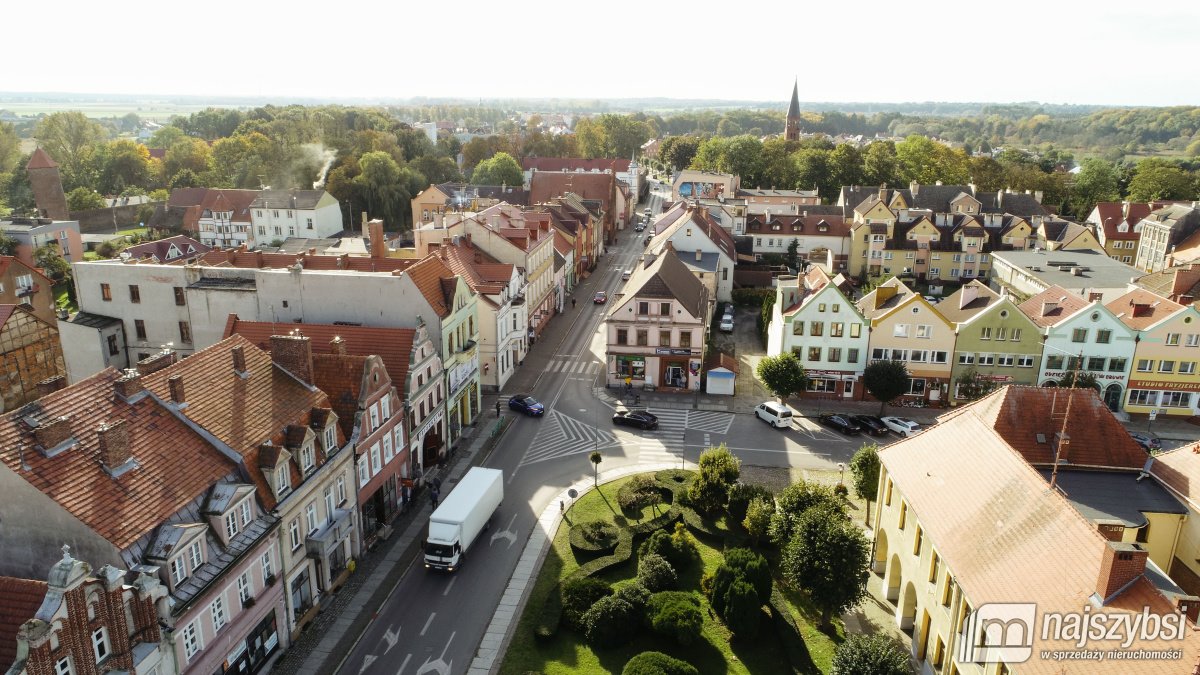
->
[69,202,165,234]
[0,309,66,412]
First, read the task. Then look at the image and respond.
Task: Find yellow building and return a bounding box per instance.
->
[875,387,1199,674]
[1108,289,1200,417]
[855,278,956,404]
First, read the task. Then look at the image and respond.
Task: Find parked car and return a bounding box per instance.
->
[634,221,645,232]
[622,269,632,280]
[644,234,653,246]
[1129,431,1162,452]
[723,302,734,315]
[508,394,545,416]
[881,416,921,436]
[593,291,607,304]
[612,410,659,430]
[754,402,793,428]
[719,315,734,332]
[923,295,941,304]
[818,413,862,435]
[850,414,890,436]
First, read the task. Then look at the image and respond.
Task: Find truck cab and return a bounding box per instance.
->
[424,467,504,572]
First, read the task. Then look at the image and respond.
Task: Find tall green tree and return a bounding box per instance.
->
[0,122,20,174]
[832,634,913,675]
[470,152,523,187]
[768,480,844,547]
[687,444,741,515]
[827,144,865,190]
[849,443,881,527]
[1070,158,1121,216]
[34,112,107,188]
[862,141,898,186]
[755,352,808,404]
[863,360,910,414]
[94,140,154,195]
[1127,158,1197,201]
[163,138,212,184]
[354,151,411,229]
[66,187,105,211]
[146,125,186,149]
[781,504,871,628]
[660,136,701,172]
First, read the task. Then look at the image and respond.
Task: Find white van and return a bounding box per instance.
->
[622,269,632,280]
[754,402,793,428]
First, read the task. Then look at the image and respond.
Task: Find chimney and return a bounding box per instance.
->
[875,284,898,308]
[114,370,144,400]
[368,219,386,259]
[1095,541,1149,602]
[36,375,67,398]
[1041,300,1059,317]
[270,334,314,385]
[136,350,176,376]
[330,336,347,355]
[34,416,73,450]
[97,420,132,475]
[695,249,702,262]
[959,283,979,310]
[232,345,247,373]
[1034,190,1044,204]
[909,180,919,197]
[1176,595,1200,624]
[168,375,185,404]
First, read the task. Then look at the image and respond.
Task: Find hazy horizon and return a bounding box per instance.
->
[8,0,1199,108]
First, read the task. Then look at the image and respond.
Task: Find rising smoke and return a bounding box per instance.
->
[305,143,337,189]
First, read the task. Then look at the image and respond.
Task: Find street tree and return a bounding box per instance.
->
[1059,369,1099,390]
[66,187,105,212]
[849,443,881,527]
[768,480,845,547]
[687,444,740,515]
[863,360,909,414]
[953,369,999,402]
[781,504,871,628]
[755,352,808,404]
[470,152,523,187]
[589,451,602,486]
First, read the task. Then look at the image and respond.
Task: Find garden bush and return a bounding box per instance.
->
[832,634,912,675]
[646,591,703,645]
[638,523,698,570]
[722,579,762,636]
[583,595,640,648]
[568,527,634,581]
[569,520,620,553]
[727,482,773,523]
[637,553,678,592]
[622,651,699,675]
[561,577,612,630]
[687,445,741,515]
[618,474,661,514]
[627,508,681,537]
[614,583,651,615]
[723,548,772,603]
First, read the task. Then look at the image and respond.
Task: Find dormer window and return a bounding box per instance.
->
[276,466,291,495]
[187,539,203,570]
[324,426,336,450]
[300,445,315,473]
[224,511,240,539]
[170,556,187,584]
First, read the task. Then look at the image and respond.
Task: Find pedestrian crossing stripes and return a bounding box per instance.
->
[544,359,601,375]
[519,410,620,466]
[635,408,734,438]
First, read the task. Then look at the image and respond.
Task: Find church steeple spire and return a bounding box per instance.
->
[785,79,801,142]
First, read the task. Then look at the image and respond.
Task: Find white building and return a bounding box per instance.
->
[646,202,738,303]
[250,190,343,243]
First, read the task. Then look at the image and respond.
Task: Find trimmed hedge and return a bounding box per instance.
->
[534,584,563,640]
[768,586,811,672]
[570,521,620,553]
[622,651,699,675]
[566,527,635,583]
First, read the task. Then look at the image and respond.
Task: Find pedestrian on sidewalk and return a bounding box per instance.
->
[431,487,440,508]
[572,298,576,309]
[495,400,501,417]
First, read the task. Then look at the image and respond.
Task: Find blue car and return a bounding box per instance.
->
[508,394,545,416]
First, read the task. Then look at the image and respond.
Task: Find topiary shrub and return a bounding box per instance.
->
[614,583,651,616]
[583,595,639,648]
[568,527,635,581]
[570,520,620,553]
[722,579,762,637]
[637,553,678,592]
[618,474,661,515]
[638,523,699,571]
[727,483,773,523]
[561,577,612,630]
[723,548,772,604]
[622,651,699,675]
[646,591,703,645]
[831,633,912,675]
[707,563,738,617]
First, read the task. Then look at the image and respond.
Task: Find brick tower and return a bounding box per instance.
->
[785,80,801,142]
[26,147,69,220]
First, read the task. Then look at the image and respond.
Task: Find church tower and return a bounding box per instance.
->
[785,80,801,142]
[26,147,69,220]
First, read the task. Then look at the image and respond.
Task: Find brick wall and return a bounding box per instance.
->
[28,167,69,221]
[1096,541,1149,600]
[0,310,66,412]
[270,335,314,385]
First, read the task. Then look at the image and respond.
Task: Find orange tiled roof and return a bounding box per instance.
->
[405,255,456,318]
[973,385,1150,469]
[224,316,414,395]
[140,335,334,510]
[880,391,1200,673]
[1016,284,1090,328]
[1105,288,1184,330]
[1150,442,1200,507]
[0,368,240,549]
[0,576,47,667]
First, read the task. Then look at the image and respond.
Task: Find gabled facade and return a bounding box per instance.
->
[0,365,287,675]
[745,212,851,273]
[1017,285,1136,410]
[1085,200,1165,264]
[122,234,210,263]
[939,282,1044,404]
[1136,203,1200,273]
[0,256,56,327]
[606,251,709,391]
[645,202,737,302]
[193,189,257,249]
[0,305,65,413]
[140,336,353,640]
[1036,217,1104,252]
[1107,290,1199,417]
[250,190,343,243]
[856,278,955,403]
[767,268,868,400]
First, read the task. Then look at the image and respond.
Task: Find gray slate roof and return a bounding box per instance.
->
[251,189,327,210]
[1038,469,1184,528]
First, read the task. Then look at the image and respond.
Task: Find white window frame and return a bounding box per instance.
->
[211,595,227,632]
[358,457,370,488]
[261,550,273,579]
[325,426,336,450]
[239,499,252,527]
[276,466,291,494]
[336,474,347,504]
[54,657,72,675]
[893,323,910,338]
[1017,355,1035,368]
[187,540,202,571]
[916,324,931,339]
[170,556,187,585]
[237,572,253,603]
[370,443,382,476]
[182,620,203,661]
[305,502,319,534]
[224,511,239,539]
[301,445,315,473]
[289,519,301,550]
[382,434,393,463]
[92,627,110,662]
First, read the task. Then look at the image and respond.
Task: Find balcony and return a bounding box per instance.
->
[16,284,38,298]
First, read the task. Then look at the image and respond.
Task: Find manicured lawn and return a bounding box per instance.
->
[500,473,843,675]
[116,227,148,237]
[53,283,77,313]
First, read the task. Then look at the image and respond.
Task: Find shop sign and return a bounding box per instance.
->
[655,348,695,355]
[1130,379,1200,391]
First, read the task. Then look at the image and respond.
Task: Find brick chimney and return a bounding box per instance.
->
[114,370,144,400]
[368,219,386,259]
[34,416,73,450]
[330,336,347,355]
[232,345,247,373]
[1096,541,1149,602]
[168,375,185,404]
[97,420,132,473]
[270,334,314,385]
[1176,595,1200,623]
[36,375,66,398]
[136,350,176,375]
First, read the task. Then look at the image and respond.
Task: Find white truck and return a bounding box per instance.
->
[423,467,504,572]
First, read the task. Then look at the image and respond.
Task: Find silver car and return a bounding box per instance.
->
[881,416,921,437]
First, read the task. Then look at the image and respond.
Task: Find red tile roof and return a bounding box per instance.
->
[191,248,418,273]
[529,172,615,211]
[0,576,47,667]
[123,235,210,262]
[1016,285,1090,328]
[1151,442,1200,507]
[404,255,457,318]
[0,304,16,330]
[522,158,631,173]
[972,385,1149,469]
[0,368,240,549]
[1105,289,1184,330]
[140,335,334,510]
[25,148,57,170]
[224,316,415,398]
[199,189,258,223]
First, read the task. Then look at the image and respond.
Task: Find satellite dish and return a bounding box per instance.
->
[567,489,578,499]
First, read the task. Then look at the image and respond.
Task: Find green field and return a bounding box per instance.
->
[1,101,243,121]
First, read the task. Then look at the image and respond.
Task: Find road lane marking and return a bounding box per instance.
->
[442,577,455,597]
[396,654,411,675]
[420,612,435,637]
[382,624,400,653]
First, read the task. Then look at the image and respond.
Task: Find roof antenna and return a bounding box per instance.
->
[1049,350,1083,490]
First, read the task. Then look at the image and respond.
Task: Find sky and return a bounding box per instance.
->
[9,0,1199,107]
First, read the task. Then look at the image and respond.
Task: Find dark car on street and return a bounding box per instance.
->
[612,410,659,430]
[508,394,545,416]
[818,413,862,435]
[1129,431,1162,452]
[850,414,889,436]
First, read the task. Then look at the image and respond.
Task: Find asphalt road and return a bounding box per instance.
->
[336,195,893,675]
